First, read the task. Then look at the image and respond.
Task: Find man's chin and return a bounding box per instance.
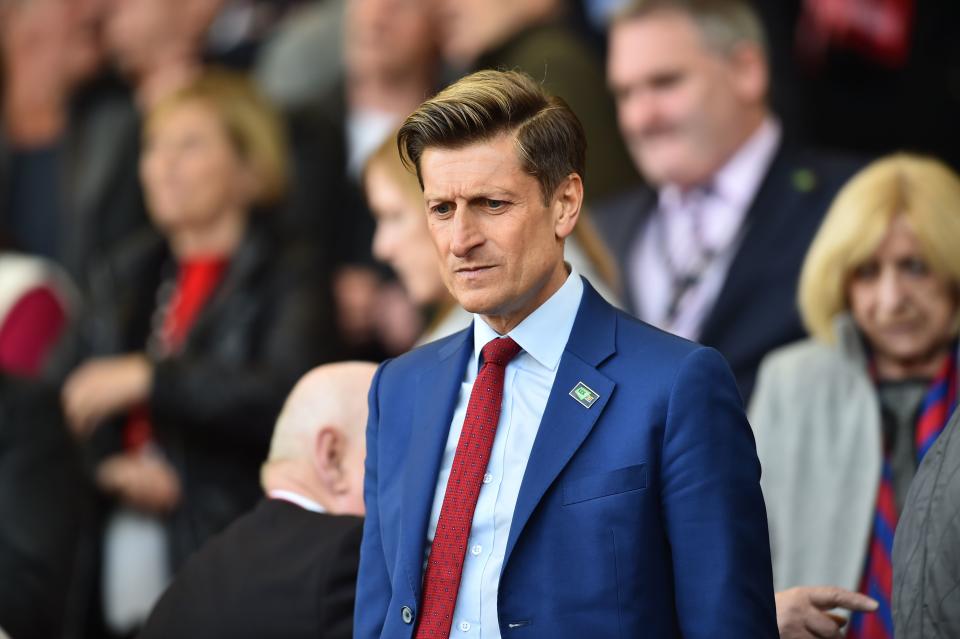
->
[451,290,499,317]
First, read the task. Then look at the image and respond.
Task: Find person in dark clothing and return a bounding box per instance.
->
[595,0,861,402]
[57,69,335,637]
[139,362,374,639]
[893,406,960,639]
[0,0,149,289]
[0,377,88,639]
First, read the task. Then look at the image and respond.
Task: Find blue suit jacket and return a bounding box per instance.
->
[355,281,778,638]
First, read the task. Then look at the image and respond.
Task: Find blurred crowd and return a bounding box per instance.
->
[1,0,959,637]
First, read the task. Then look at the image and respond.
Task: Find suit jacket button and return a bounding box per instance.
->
[401,606,414,624]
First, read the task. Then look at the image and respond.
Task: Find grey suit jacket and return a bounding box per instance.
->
[893,408,960,638]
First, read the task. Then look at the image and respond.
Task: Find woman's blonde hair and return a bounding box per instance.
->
[799,153,960,342]
[365,130,423,210]
[144,68,289,207]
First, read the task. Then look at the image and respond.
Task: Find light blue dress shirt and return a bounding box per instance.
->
[424,267,584,638]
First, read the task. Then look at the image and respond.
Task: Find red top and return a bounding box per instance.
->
[123,257,229,451]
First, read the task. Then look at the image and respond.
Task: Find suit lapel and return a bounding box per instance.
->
[699,143,800,342]
[398,327,473,599]
[503,284,617,568]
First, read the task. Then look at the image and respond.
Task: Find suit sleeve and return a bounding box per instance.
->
[354,361,392,638]
[661,346,778,638]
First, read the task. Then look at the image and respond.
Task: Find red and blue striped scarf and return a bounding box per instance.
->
[848,347,958,638]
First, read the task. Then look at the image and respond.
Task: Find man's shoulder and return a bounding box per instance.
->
[611,306,706,367]
[765,143,866,197]
[580,286,707,378]
[376,327,471,383]
[142,499,360,637]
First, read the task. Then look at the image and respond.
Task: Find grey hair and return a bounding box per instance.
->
[613,0,767,58]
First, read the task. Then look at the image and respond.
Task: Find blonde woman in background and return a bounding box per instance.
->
[59,69,334,635]
[363,132,621,346]
[750,154,960,638]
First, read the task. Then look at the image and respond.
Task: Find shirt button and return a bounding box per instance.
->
[401,606,414,624]
[471,544,482,556]
[482,473,493,484]
[459,621,471,632]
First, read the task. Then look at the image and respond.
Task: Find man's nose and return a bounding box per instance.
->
[449,208,483,258]
[618,90,658,137]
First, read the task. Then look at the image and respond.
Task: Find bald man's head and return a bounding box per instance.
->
[262,362,377,516]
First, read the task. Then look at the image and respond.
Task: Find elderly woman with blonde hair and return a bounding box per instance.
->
[750,153,960,638]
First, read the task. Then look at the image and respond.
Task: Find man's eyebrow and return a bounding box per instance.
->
[424,187,516,201]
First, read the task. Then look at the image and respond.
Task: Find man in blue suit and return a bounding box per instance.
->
[355,68,778,638]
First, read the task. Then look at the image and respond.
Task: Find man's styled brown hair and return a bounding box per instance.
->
[397,69,586,203]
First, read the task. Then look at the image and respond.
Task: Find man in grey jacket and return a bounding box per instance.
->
[893,408,960,638]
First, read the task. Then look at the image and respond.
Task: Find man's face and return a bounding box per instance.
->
[420,133,577,333]
[607,11,765,188]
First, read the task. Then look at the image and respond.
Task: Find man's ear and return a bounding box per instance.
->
[552,173,583,240]
[728,42,768,105]
[313,426,346,493]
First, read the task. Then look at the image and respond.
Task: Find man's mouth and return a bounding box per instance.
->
[454,265,496,279]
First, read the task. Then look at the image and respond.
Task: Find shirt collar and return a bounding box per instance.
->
[711,116,781,209]
[267,489,327,513]
[473,264,584,372]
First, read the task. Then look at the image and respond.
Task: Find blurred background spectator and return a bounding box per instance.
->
[0,251,73,377]
[141,361,374,639]
[0,0,147,291]
[758,0,960,172]
[364,133,466,345]
[0,377,88,639]
[433,0,640,203]
[54,70,334,637]
[751,154,960,637]
[595,0,860,401]
[893,406,960,639]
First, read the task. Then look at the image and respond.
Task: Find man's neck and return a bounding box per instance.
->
[262,465,330,513]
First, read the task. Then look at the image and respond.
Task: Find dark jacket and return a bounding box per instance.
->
[0,75,148,289]
[140,498,362,639]
[593,142,861,401]
[893,408,960,638]
[62,216,336,566]
[0,377,88,639]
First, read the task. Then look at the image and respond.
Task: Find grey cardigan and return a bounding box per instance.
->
[749,315,881,593]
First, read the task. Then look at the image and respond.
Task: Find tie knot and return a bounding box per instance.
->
[481,337,521,368]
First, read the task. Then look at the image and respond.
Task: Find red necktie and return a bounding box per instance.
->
[415,336,522,638]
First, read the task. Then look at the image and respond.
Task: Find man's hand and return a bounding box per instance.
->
[62,354,154,437]
[97,452,181,514]
[776,586,878,638]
